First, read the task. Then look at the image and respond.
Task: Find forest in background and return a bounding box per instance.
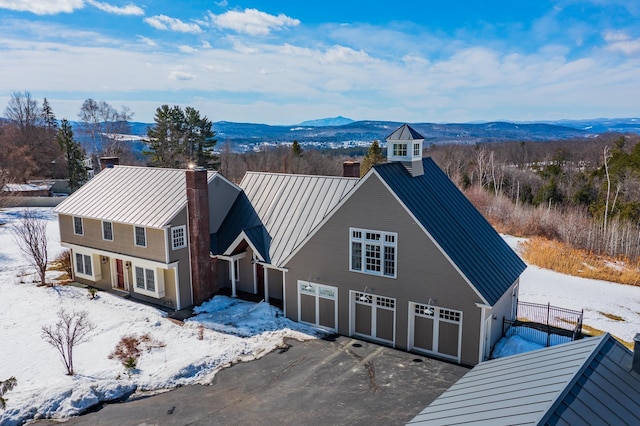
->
[2,91,640,283]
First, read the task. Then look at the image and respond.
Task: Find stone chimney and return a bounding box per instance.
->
[99,157,119,170]
[633,333,640,373]
[186,167,215,306]
[343,161,361,178]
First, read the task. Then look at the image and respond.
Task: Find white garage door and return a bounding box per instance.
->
[351,291,396,346]
[298,281,338,332]
[409,302,462,363]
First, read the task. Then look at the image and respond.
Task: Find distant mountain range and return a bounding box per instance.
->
[62,116,640,153]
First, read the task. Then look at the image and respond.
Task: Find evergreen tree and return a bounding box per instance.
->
[144,105,184,168]
[41,98,57,132]
[184,106,216,168]
[145,105,216,168]
[57,119,88,191]
[360,140,385,177]
[291,140,303,157]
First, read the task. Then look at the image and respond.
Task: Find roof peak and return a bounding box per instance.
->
[386,123,424,141]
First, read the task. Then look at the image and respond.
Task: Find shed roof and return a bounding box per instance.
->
[214,172,358,265]
[54,165,217,228]
[386,123,424,141]
[407,334,640,425]
[374,158,526,305]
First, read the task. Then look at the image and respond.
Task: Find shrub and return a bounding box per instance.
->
[109,333,165,372]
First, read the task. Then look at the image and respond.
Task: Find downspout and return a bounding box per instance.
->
[477,304,488,364]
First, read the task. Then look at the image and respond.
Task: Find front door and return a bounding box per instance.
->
[115,259,125,289]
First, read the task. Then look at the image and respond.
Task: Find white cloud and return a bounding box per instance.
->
[215,0,228,6]
[604,30,640,55]
[145,14,202,33]
[169,70,195,81]
[137,35,156,46]
[320,45,371,64]
[0,0,83,15]
[87,0,143,16]
[179,45,197,53]
[201,41,211,49]
[209,8,300,36]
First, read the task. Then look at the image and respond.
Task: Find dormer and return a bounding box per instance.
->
[386,124,425,177]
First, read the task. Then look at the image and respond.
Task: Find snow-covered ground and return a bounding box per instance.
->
[502,234,640,343]
[0,208,320,426]
[1,211,640,424]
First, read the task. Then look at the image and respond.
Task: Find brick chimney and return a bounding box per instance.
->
[99,157,119,170]
[343,161,361,178]
[186,167,215,306]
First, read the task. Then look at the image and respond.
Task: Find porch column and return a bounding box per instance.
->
[264,267,269,304]
[282,270,286,317]
[252,255,257,294]
[230,259,237,298]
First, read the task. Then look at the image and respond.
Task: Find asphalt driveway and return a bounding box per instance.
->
[41,336,468,425]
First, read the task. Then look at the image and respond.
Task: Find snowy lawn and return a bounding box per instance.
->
[502,234,640,343]
[0,208,320,426]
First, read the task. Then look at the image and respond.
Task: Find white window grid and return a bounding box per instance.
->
[102,221,113,241]
[439,309,461,323]
[134,226,146,247]
[171,226,186,250]
[393,143,407,157]
[73,216,83,235]
[354,292,372,305]
[376,296,395,309]
[414,303,435,317]
[350,228,397,278]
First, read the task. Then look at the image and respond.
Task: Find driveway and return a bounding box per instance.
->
[40,336,468,425]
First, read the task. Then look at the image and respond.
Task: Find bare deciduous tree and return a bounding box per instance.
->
[0,376,17,411]
[11,209,48,286]
[41,309,95,376]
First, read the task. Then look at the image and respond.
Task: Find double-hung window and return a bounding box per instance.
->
[135,266,155,292]
[350,228,397,278]
[134,226,146,247]
[102,221,113,241]
[73,216,83,235]
[75,253,92,276]
[171,225,186,250]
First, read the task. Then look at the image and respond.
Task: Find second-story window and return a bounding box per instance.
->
[102,221,113,241]
[134,226,146,247]
[171,225,186,250]
[73,216,83,235]
[350,228,397,278]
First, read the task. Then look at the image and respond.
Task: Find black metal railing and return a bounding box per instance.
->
[503,301,584,347]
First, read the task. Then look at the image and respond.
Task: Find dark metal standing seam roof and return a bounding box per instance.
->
[386,123,425,141]
[374,158,526,305]
[407,333,640,425]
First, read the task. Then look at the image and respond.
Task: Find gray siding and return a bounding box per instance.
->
[488,279,518,356]
[168,208,192,308]
[285,174,484,365]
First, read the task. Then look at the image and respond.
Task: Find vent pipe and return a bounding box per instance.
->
[633,333,640,373]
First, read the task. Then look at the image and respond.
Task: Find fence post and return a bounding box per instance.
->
[547,303,551,347]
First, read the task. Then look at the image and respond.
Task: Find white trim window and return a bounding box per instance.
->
[73,216,83,235]
[393,143,407,157]
[135,266,155,292]
[350,228,397,278]
[75,253,92,276]
[134,226,146,247]
[171,225,187,250]
[413,142,421,157]
[102,221,113,241]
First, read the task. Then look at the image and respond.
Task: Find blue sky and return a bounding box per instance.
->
[0,0,639,124]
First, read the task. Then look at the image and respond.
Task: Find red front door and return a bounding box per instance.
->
[115,259,125,289]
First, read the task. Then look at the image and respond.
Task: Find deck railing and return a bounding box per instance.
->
[503,301,584,347]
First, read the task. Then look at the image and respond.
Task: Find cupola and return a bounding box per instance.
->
[385,124,425,177]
